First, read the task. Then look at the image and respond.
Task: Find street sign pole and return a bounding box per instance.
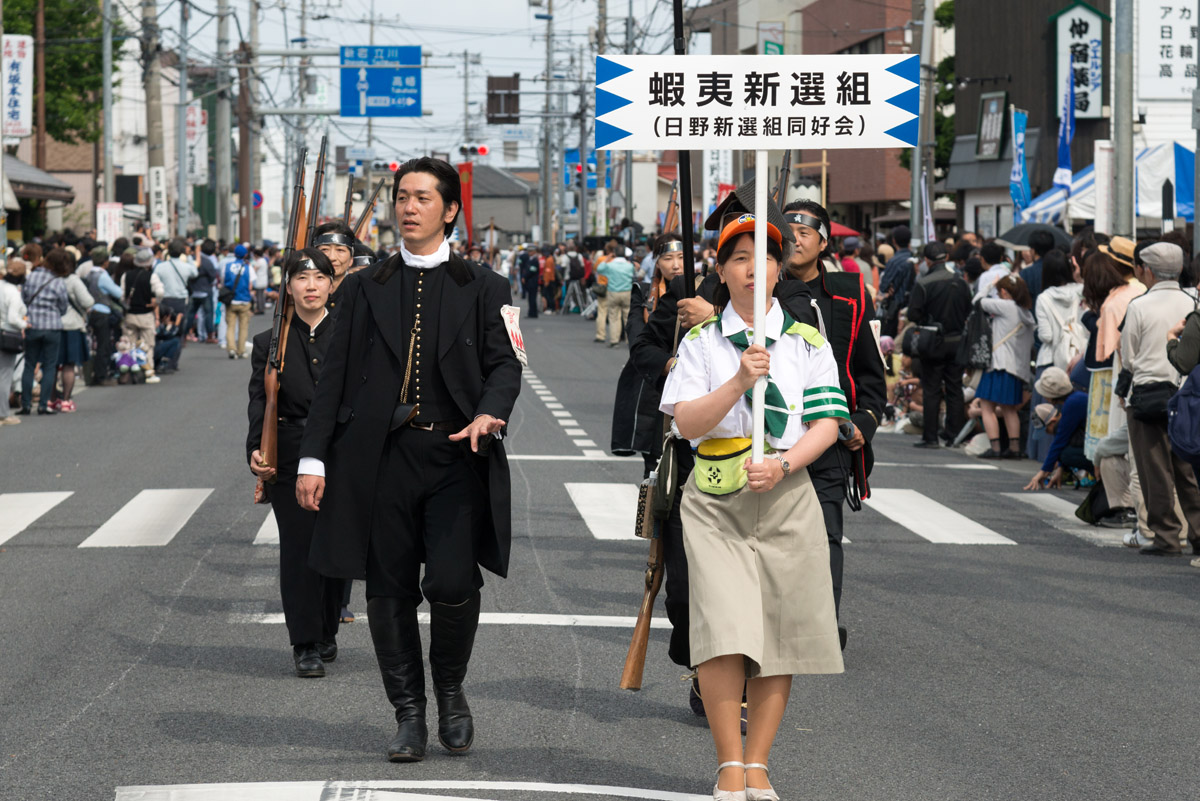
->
[751,152,768,465]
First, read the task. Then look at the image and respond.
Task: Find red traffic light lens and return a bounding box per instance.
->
[575,164,583,173]
[388,161,400,172]
[477,144,490,156]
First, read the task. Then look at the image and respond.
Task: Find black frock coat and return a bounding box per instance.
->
[298,252,522,580]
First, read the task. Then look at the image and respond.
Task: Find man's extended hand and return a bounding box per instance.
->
[677,297,716,329]
[450,414,506,453]
[296,474,325,511]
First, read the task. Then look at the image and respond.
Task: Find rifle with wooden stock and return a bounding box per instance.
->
[352,178,387,242]
[342,177,354,228]
[662,178,680,235]
[772,148,792,207]
[253,148,309,503]
[305,136,329,247]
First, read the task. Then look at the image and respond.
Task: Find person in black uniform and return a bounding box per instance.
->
[295,158,522,763]
[246,248,344,678]
[312,220,356,315]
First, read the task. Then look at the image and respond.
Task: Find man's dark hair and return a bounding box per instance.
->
[980,241,1006,266]
[200,238,217,256]
[964,256,984,282]
[1029,230,1055,257]
[950,242,976,264]
[168,238,187,258]
[1070,226,1097,267]
[1133,239,1156,268]
[1041,249,1072,289]
[891,225,912,248]
[392,157,462,238]
[111,237,130,256]
[782,199,832,257]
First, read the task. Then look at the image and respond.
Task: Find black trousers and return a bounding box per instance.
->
[270,476,343,646]
[524,281,539,318]
[88,310,115,382]
[366,426,486,604]
[919,357,965,444]
[809,464,846,618]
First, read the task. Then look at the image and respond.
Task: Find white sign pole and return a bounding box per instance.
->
[751,149,768,465]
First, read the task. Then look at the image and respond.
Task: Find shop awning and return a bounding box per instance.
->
[944,130,1042,192]
[4,154,75,204]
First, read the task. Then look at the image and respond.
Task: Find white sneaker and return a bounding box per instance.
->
[1191,557,1200,568]
[144,375,162,384]
[1122,530,1153,548]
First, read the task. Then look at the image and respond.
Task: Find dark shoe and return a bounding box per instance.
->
[15,407,30,416]
[1097,508,1137,529]
[429,592,481,754]
[1139,545,1183,557]
[912,440,939,449]
[317,640,337,663]
[37,407,57,416]
[367,596,427,762]
[978,449,1003,459]
[293,645,325,678]
[98,378,118,387]
[838,625,848,651]
[1002,450,1024,459]
[340,606,355,624]
[688,675,706,717]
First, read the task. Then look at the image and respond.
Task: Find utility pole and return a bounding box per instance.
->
[143,0,166,237]
[363,0,375,226]
[595,0,608,235]
[176,0,189,237]
[34,0,45,169]
[463,50,471,143]
[299,0,309,151]
[249,0,261,242]
[103,0,114,202]
[909,1,934,246]
[238,42,252,243]
[1114,0,1133,237]
[578,64,588,245]
[624,0,633,224]
[541,0,553,244]
[216,0,233,241]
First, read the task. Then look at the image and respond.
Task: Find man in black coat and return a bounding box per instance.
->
[247,248,344,678]
[295,158,522,763]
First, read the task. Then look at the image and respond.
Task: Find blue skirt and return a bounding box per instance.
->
[57,330,89,366]
[977,369,1025,406]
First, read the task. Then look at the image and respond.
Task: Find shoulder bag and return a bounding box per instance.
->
[219,265,245,306]
[957,300,993,369]
[636,316,684,538]
[4,278,54,353]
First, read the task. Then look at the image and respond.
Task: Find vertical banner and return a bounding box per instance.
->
[921,169,935,244]
[456,162,474,245]
[97,202,124,244]
[1053,69,1076,193]
[2,35,34,137]
[1091,140,1115,234]
[1054,2,1104,120]
[185,103,209,185]
[1009,107,1031,218]
[148,166,169,239]
[702,150,733,218]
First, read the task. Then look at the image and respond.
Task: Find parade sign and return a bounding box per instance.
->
[185,103,208,185]
[2,35,34,137]
[97,202,124,244]
[1053,2,1105,120]
[148,166,168,239]
[594,54,920,151]
[1137,1,1198,99]
[339,46,422,117]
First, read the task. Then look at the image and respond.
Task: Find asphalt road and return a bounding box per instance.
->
[1,307,1197,801]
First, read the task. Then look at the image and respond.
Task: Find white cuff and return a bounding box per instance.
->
[297,457,325,478]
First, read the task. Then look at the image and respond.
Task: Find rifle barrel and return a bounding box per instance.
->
[306,135,329,247]
[353,178,388,241]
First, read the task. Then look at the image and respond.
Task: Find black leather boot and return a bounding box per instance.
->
[429,591,481,754]
[367,596,427,762]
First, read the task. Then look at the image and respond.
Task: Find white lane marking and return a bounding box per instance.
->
[565,482,641,540]
[1000,492,1125,546]
[525,374,601,457]
[78,489,214,548]
[564,428,587,436]
[874,462,998,470]
[551,410,571,418]
[573,439,597,447]
[582,449,608,458]
[230,611,671,628]
[0,491,73,546]
[507,454,624,461]
[252,512,279,545]
[116,781,707,801]
[545,402,564,409]
[558,418,580,427]
[863,489,1016,545]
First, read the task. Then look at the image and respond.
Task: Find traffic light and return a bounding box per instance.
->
[370,160,402,173]
[458,144,489,157]
[388,161,400,172]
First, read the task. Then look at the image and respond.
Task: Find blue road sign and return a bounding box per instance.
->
[339,46,422,118]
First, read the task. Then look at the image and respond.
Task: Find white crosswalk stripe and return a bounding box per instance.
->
[0,491,73,546]
[564,482,642,540]
[253,511,279,545]
[863,489,1017,545]
[1000,492,1125,546]
[78,489,213,548]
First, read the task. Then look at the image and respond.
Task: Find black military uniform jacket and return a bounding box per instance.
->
[299,252,522,580]
[246,313,333,485]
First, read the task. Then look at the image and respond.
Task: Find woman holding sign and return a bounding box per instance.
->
[660,214,845,801]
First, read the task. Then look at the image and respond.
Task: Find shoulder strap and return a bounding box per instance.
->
[993,322,1025,352]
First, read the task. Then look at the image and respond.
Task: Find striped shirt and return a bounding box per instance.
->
[21,267,68,331]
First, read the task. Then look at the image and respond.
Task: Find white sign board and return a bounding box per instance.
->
[1138,1,1198,99]
[1055,3,1104,119]
[595,54,920,151]
[702,149,733,217]
[97,202,124,244]
[148,166,168,239]
[757,22,784,56]
[1091,140,1115,234]
[185,103,208,185]
[496,125,536,142]
[2,35,34,137]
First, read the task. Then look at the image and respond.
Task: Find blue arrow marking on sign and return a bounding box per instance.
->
[886,85,920,116]
[595,87,632,117]
[595,119,632,149]
[596,56,634,86]
[885,54,920,85]
[884,117,919,147]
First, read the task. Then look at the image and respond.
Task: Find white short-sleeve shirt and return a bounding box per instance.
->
[659,298,848,450]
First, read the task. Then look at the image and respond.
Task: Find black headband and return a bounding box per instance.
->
[785,213,829,241]
[655,240,684,257]
[289,258,334,278]
[352,255,373,267]
[313,232,355,248]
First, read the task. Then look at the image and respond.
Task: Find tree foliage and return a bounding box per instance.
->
[6,0,120,144]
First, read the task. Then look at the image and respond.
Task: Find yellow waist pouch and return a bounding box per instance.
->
[694,437,752,496]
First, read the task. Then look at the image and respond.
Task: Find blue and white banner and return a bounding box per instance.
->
[1009,107,1032,214]
[1053,69,1075,194]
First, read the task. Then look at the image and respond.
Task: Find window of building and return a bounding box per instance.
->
[840,35,884,56]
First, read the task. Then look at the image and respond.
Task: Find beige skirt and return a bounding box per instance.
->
[681,467,844,678]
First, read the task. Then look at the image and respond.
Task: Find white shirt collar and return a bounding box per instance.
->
[400,237,450,270]
[719,298,783,340]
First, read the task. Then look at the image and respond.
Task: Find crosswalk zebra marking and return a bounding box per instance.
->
[864,489,1017,545]
[1000,492,1125,546]
[564,483,641,540]
[0,491,73,546]
[228,609,673,629]
[253,512,279,545]
[78,489,213,548]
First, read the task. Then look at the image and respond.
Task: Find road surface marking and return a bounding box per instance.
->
[78,489,213,548]
[1001,492,1125,546]
[507,454,623,461]
[525,374,604,458]
[0,491,73,546]
[874,462,998,470]
[558,418,580,427]
[545,402,564,409]
[229,610,671,628]
[573,439,597,447]
[564,428,587,436]
[864,489,1016,545]
[116,780,706,801]
[253,512,279,545]
[565,482,641,540]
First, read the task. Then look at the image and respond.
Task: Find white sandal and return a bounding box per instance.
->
[744,763,780,801]
[713,761,747,801]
